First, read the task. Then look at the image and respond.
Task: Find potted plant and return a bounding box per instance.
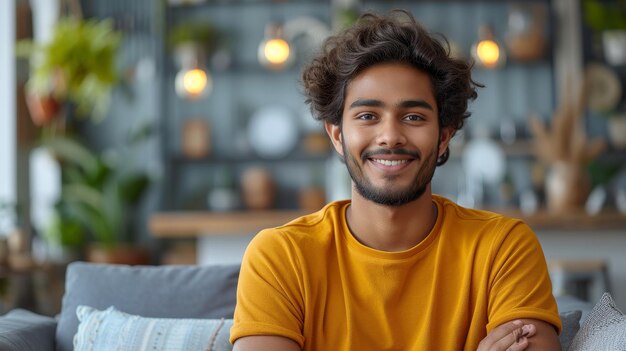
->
[583,0,626,65]
[529,79,607,213]
[40,124,153,265]
[16,17,122,127]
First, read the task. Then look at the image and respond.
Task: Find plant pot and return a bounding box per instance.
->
[545,161,591,214]
[506,31,546,62]
[86,244,150,265]
[241,167,275,210]
[25,93,62,126]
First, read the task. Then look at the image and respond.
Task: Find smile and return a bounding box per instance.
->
[372,159,410,166]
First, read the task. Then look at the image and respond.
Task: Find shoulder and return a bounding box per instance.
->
[434,195,520,224]
[279,199,349,231]
[247,200,349,253]
[433,195,535,244]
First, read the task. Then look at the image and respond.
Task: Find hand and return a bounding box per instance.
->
[477,320,536,351]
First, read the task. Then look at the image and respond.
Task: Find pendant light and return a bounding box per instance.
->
[258,22,293,70]
[174,43,212,99]
[471,24,506,69]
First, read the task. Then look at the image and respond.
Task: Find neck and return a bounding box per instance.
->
[346,184,438,252]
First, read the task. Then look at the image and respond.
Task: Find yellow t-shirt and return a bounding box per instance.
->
[230,195,561,350]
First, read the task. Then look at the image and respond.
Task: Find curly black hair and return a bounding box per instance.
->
[301,10,481,165]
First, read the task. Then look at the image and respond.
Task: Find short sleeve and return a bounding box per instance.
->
[230,229,305,347]
[486,221,562,334]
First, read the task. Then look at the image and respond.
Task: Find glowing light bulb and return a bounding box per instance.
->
[258,22,293,70]
[175,68,212,99]
[183,69,207,96]
[471,25,506,69]
[476,40,501,68]
[264,38,290,65]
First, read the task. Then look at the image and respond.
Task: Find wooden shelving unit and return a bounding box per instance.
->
[149,209,309,237]
[149,208,626,237]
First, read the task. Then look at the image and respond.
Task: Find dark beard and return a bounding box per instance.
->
[341,132,438,207]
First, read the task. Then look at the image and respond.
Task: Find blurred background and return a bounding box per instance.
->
[1,0,625,315]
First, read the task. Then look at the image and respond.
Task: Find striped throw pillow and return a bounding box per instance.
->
[74,305,232,351]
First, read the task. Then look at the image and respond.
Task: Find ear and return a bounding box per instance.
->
[438,127,454,158]
[324,121,344,157]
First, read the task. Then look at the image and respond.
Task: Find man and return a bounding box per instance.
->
[231,10,561,351]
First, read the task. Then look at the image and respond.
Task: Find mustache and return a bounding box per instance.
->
[362,148,421,161]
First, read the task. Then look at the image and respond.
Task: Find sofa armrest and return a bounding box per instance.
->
[0,309,57,351]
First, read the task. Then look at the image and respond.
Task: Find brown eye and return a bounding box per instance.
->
[403,114,424,121]
[358,113,376,120]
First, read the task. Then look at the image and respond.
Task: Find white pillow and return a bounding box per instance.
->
[74,305,233,351]
[568,293,626,351]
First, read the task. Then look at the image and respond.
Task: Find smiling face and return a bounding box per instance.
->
[326,63,453,206]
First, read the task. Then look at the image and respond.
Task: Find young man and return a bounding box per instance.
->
[231,10,561,351]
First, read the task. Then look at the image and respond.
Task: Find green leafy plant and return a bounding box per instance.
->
[16,17,122,121]
[584,0,626,31]
[41,128,152,249]
[168,21,219,53]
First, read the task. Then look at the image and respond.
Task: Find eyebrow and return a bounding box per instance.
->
[349,98,434,111]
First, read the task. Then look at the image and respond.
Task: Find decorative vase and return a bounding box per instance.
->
[26,93,62,126]
[241,167,275,210]
[505,4,546,62]
[545,161,591,213]
[86,244,150,265]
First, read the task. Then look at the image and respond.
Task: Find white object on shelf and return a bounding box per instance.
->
[608,116,626,149]
[602,30,626,66]
[247,105,298,158]
[30,147,61,232]
[462,136,506,184]
[585,185,607,216]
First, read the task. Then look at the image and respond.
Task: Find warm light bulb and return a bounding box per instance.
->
[264,38,290,65]
[476,40,501,68]
[183,69,207,96]
[175,68,212,99]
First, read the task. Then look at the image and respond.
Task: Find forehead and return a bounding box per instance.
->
[345,63,436,105]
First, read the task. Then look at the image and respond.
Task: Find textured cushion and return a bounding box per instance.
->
[0,309,56,350]
[568,293,626,351]
[559,310,582,351]
[556,295,594,323]
[74,305,232,351]
[57,262,240,351]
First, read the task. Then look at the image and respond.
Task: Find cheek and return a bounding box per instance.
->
[341,129,366,154]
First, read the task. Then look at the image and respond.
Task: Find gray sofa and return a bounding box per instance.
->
[0,261,592,351]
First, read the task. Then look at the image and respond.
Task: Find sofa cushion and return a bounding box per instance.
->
[556,295,594,323]
[74,305,232,351]
[567,293,626,351]
[0,309,56,350]
[559,310,581,351]
[56,262,239,351]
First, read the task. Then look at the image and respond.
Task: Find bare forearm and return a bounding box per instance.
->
[233,336,301,351]
[519,319,560,351]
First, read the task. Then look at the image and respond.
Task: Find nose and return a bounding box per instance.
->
[375,118,407,148]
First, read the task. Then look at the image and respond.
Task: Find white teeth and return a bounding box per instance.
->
[372,159,408,166]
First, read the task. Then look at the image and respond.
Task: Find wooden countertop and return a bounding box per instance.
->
[149,208,626,238]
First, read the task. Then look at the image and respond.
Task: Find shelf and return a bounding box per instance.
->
[149,209,309,237]
[168,0,328,10]
[170,151,331,164]
[149,208,626,238]
[500,209,626,231]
